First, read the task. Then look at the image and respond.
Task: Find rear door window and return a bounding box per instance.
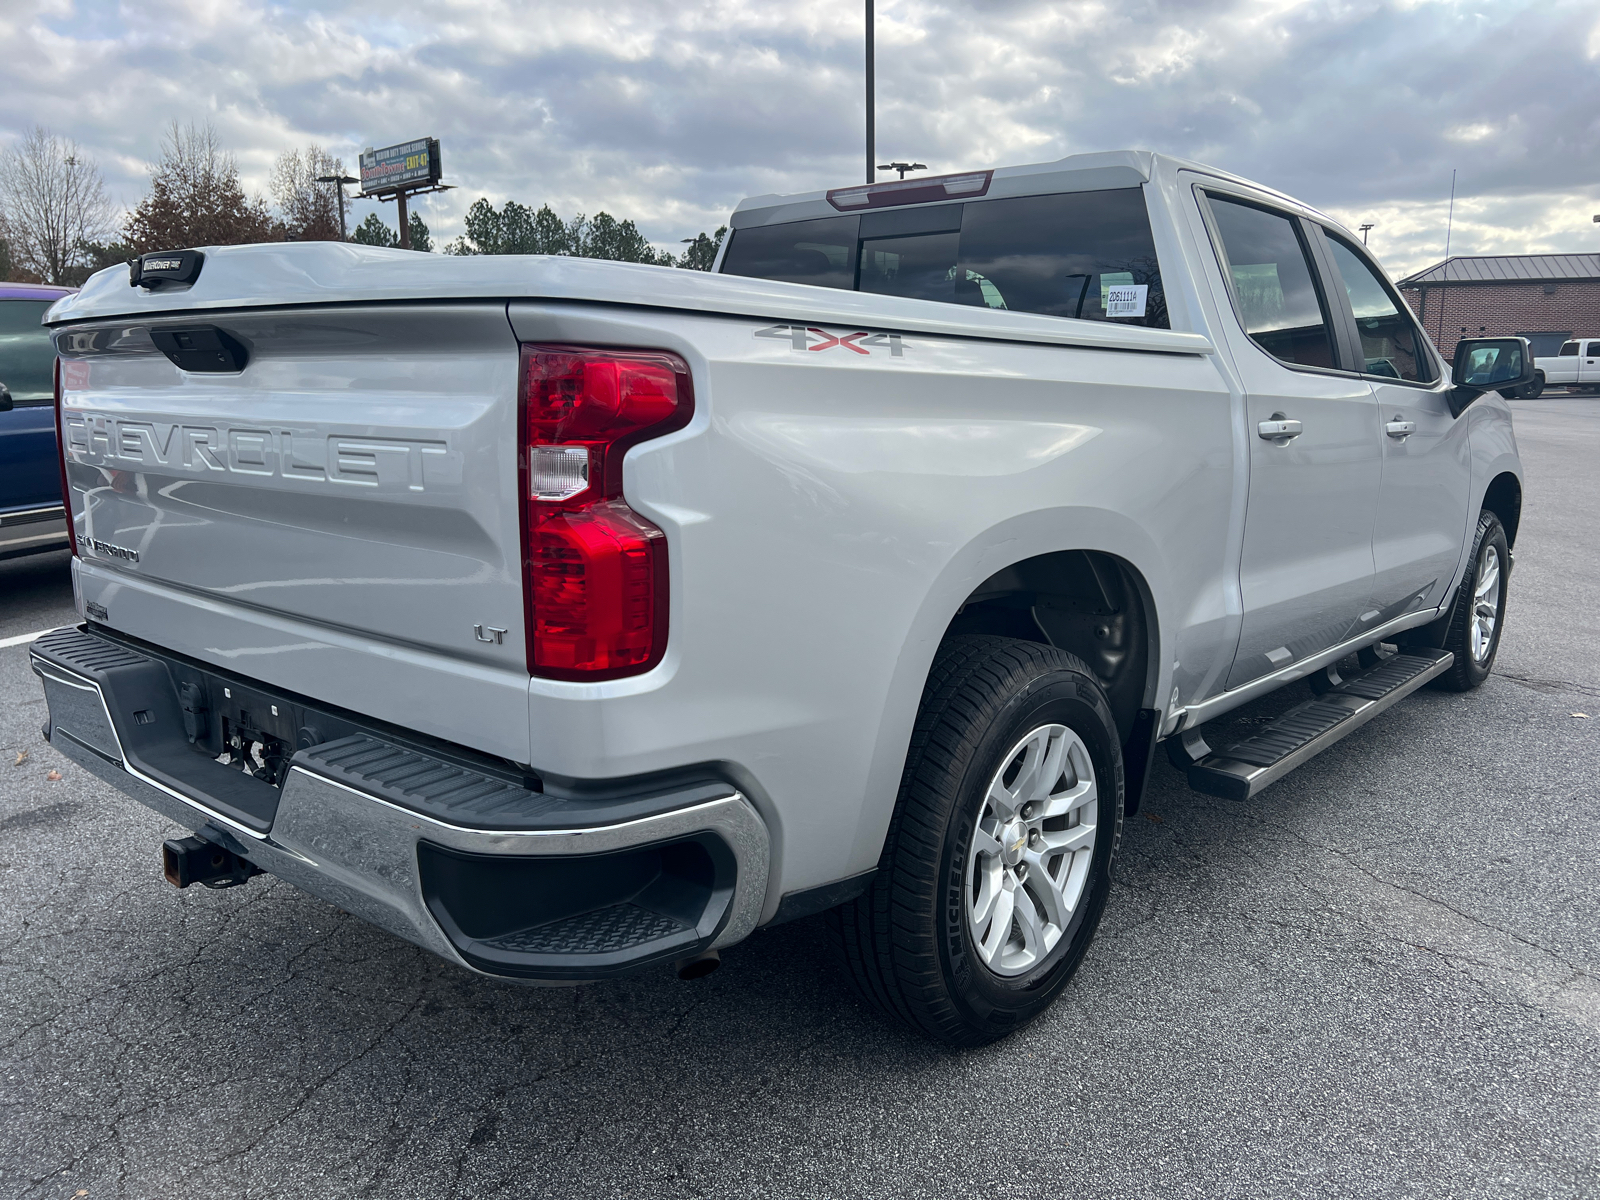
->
[1559,342,1579,356]
[721,187,1169,328]
[0,300,57,403]
[1204,195,1338,370]
[1322,234,1435,383]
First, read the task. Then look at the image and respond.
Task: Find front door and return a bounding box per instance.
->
[1583,340,1600,386]
[1319,233,1471,622]
[1198,191,1382,690]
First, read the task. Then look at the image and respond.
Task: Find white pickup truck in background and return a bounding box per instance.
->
[34,150,1530,1045]
[1529,337,1600,395]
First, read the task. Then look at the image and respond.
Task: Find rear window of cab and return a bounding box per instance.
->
[720,188,1169,329]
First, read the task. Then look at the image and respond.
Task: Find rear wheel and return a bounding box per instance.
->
[1519,373,1544,399]
[1429,510,1510,691]
[828,635,1123,1046]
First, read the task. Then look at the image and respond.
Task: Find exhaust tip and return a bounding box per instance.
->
[674,949,721,980]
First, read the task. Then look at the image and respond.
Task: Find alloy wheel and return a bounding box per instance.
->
[964,723,1098,977]
[1471,543,1501,663]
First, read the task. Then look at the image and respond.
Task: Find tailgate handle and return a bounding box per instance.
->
[150,326,250,374]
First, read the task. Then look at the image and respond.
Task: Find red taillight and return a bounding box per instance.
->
[53,357,77,558]
[518,345,692,680]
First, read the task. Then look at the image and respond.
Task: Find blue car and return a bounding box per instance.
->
[0,282,75,560]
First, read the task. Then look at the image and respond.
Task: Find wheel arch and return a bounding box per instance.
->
[1482,471,1522,548]
[941,549,1159,744]
[849,510,1169,867]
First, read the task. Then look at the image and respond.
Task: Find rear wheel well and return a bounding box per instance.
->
[1482,472,1522,547]
[943,550,1155,742]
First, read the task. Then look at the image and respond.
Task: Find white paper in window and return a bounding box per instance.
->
[1105,284,1148,318]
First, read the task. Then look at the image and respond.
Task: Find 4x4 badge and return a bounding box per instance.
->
[754,325,904,356]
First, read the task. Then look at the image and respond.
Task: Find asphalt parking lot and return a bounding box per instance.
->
[3,399,1597,1200]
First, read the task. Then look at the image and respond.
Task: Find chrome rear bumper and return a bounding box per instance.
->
[32,627,769,981]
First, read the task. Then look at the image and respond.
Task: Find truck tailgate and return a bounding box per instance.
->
[57,304,532,763]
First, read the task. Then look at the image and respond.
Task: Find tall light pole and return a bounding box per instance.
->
[1358,222,1375,245]
[865,0,875,183]
[316,173,359,241]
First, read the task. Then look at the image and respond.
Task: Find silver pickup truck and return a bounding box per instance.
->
[33,151,1530,1045]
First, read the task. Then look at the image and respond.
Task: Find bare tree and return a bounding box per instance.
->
[271,146,349,241]
[0,211,15,281]
[124,121,279,254]
[0,126,115,284]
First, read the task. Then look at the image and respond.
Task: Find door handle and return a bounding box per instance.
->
[1257,415,1302,441]
[1385,418,1416,440]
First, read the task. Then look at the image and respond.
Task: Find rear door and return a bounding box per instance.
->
[1583,340,1600,384]
[1317,230,1470,621]
[1196,188,1381,690]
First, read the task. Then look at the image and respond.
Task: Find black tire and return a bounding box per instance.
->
[1427,510,1510,691]
[1520,374,1544,399]
[828,635,1124,1046]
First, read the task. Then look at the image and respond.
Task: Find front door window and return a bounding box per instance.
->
[1322,236,1434,383]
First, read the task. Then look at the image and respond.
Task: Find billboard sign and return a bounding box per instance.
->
[360,138,440,196]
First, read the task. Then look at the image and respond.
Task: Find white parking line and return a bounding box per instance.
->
[0,627,63,650]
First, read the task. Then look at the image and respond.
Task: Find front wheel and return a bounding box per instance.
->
[828,635,1123,1046]
[1430,510,1510,691]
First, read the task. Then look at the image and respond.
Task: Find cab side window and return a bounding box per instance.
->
[1323,235,1435,383]
[1205,195,1337,370]
[1559,342,1579,356]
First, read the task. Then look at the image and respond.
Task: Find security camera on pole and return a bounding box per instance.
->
[359,138,452,249]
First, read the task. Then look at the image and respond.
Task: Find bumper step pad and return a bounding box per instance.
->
[297,735,734,832]
[1185,648,1454,801]
[480,904,691,956]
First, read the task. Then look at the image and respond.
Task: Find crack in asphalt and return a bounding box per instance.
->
[1498,672,1600,698]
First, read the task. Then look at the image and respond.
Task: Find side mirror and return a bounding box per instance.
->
[0,382,12,412]
[1449,337,1535,416]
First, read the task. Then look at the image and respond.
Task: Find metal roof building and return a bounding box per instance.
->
[1399,253,1600,286]
[1397,252,1600,361]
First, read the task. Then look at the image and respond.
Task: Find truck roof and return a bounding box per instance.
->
[730,149,1326,229]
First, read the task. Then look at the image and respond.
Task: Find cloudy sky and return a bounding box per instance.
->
[3,0,1598,275]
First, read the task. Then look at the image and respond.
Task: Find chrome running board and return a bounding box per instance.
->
[1181,649,1454,801]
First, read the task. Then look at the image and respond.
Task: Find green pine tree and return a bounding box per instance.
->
[351,213,397,247]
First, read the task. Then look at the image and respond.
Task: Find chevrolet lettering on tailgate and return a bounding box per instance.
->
[64,415,456,492]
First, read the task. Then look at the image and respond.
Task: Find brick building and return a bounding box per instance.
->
[1396,253,1600,363]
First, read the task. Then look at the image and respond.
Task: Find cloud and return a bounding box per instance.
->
[2,0,1597,275]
